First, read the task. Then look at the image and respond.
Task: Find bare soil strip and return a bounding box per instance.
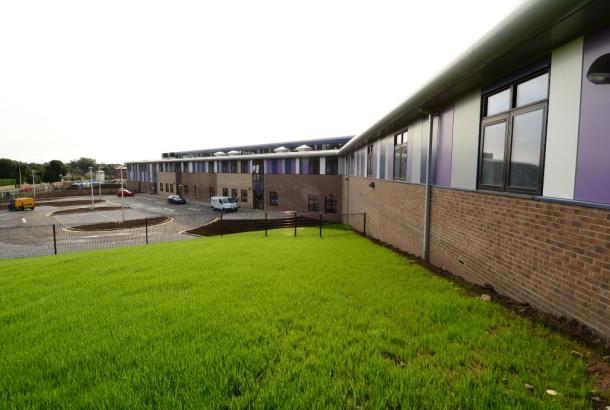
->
[67,216,170,232]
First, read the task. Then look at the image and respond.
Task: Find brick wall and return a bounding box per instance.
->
[343,177,425,257]
[216,173,253,208]
[266,175,343,213]
[344,177,609,339]
[181,173,217,204]
[429,187,610,338]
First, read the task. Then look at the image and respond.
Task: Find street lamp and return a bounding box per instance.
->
[89,167,94,207]
[31,170,36,198]
[116,166,127,223]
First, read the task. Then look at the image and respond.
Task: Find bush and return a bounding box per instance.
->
[0,179,16,187]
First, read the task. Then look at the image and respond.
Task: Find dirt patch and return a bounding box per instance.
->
[68,216,171,232]
[51,206,127,215]
[38,199,105,207]
[359,233,610,406]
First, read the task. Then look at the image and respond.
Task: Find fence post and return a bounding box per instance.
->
[319,213,322,238]
[363,213,367,236]
[145,218,149,245]
[265,212,268,237]
[220,210,224,237]
[52,224,57,255]
[294,212,297,237]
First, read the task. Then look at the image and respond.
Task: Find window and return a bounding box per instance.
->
[393,130,408,180]
[160,183,163,192]
[269,191,278,206]
[229,160,237,173]
[194,185,197,197]
[165,183,169,192]
[479,71,549,194]
[324,194,337,213]
[208,162,215,173]
[222,188,228,197]
[240,160,249,173]
[183,184,189,195]
[241,189,248,203]
[209,186,215,198]
[325,157,338,175]
[308,194,320,211]
[366,145,373,177]
[231,188,238,199]
[169,184,174,193]
[309,158,320,175]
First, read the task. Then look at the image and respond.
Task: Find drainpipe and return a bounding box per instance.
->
[422,112,434,262]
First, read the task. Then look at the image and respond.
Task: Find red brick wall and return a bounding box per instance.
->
[429,187,610,338]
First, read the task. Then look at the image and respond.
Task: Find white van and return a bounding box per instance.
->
[210,196,240,212]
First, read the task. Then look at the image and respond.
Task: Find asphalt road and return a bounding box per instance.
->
[0,193,262,259]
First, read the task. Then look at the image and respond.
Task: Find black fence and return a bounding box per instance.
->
[186,211,366,237]
[0,212,366,259]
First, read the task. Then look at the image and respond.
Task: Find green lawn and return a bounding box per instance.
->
[0,227,595,408]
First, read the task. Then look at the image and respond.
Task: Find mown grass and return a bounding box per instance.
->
[0,227,594,408]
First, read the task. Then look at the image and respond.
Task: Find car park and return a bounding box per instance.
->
[210,196,239,212]
[167,194,186,204]
[116,188,134,197]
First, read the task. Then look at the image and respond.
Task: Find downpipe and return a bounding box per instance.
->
[422,112,434,263]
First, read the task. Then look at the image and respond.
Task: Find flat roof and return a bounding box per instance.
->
[340,0,610,154]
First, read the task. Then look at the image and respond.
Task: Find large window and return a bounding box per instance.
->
[222,187,228,197]
[393,130,408,180]
[366,145,373,177]
[231,188,238,199]
[240,160,249,173]
[478,71,549,194]
[241,189,248,203]
[309,158,320,175]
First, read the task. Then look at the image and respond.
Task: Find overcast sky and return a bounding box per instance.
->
[0,0,524,164]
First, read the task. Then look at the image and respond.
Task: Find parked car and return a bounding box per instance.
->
[167,194,186,204]
[210,196,239,212]
[8,197,35,211]
[116,188,134,197]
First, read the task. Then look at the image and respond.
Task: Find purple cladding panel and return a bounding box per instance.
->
[575,25,610,205]
[435,106,454,187]
[300,158,309,175]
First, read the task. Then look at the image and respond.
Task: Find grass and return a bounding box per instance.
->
[0,227,595,408]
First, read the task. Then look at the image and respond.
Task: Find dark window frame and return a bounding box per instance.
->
[325,157,338,175]
[240,189,248,203]
[366,145,373,178]
[269,191,278,206]
[477,69,549,195]
[324,194,337,213]
[231,188,238,199]
[308,194,320,211]
[393,129,408,181]
[222,187,228,197]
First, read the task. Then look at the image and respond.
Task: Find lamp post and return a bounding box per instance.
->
[117,166,126,223]
[31,170,36,198]
[97,168,102,200]
[89,167,94,207]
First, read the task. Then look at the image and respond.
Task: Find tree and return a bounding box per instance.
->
[46,160,67,182]
[0,158,17,180]
[68,158,97,175]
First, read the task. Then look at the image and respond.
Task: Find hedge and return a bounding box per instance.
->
[0,179,16,187]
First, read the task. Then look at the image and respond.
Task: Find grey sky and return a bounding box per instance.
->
[0,0,524,163]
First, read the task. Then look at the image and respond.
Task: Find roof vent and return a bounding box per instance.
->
[214,151,227,157]
[295,144,312,152]
[274,146,289,153]
[227,150,241,155]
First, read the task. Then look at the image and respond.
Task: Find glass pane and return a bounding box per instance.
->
[516,73,548,107]
[486,89,510,116]
[509,109,544,190]
[481,122,507,186]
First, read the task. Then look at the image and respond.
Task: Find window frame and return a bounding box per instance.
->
[393,129,408,181]
[240,189,248,203]
[324,194,337,213]
[308,194,320,211]
[477,70,549,195]
[269,191,278,206]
